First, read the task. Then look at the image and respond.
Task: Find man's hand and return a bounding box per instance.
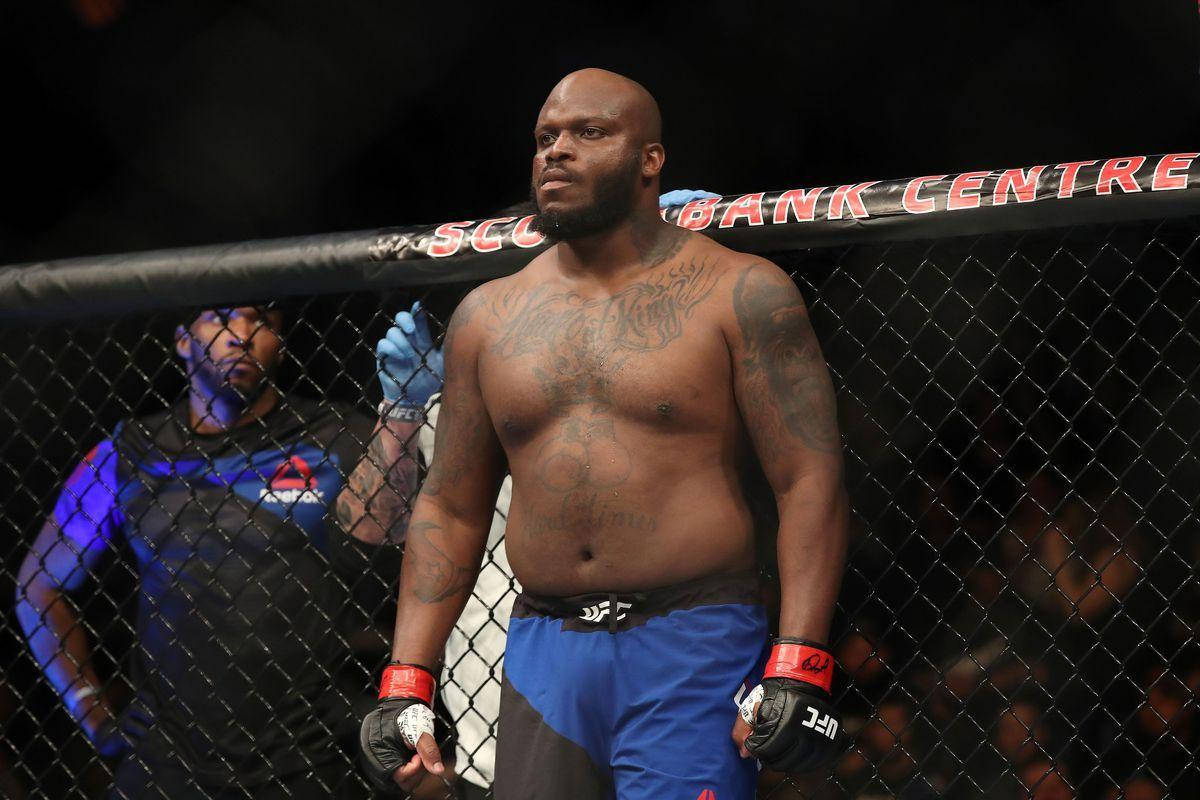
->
[78,693,153,759]
[733,639,843,773]
[659,188,720,208]
[359,663,445,793]
[377,302,444,414]
[85,715,128,759]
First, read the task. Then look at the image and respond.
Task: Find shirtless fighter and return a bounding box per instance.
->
[360,68,850,799]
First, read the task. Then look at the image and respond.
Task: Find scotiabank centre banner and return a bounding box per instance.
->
[371,152,1200,262]
[3,153,1200,322]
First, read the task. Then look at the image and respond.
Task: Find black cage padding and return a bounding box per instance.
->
[3,152,1199,322]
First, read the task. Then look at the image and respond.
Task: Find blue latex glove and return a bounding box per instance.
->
[376,301,444,409]
[658,189,721,208]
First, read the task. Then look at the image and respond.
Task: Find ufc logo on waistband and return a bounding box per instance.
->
[803,706,838,739]
[578,600,632,623]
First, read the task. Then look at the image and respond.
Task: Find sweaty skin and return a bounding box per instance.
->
[384,68,849,788]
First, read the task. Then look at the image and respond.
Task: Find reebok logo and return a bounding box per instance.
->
[259,456,325,505]
[578,600,632,624]
[696,790,717,800]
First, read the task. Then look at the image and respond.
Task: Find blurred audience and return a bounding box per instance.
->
[826,382,1197,798]
[992,700,1050,768]
[1020,761,1074,800]
[69,0,126,28]
[1105,775,1165,800]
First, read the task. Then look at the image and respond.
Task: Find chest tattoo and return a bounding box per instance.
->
[489,258,719,412]
[484,257,720,540]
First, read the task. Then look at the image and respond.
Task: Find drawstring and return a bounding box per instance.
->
[608,593,618,634]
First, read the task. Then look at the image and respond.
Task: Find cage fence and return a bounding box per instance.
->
[0,162,1198,800]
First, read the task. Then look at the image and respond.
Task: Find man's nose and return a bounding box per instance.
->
[225,317,257,348]
[545,133,575,162]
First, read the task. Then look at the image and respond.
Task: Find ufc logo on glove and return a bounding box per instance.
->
[802,706,839,740]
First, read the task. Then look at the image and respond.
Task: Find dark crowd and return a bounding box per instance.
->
[778,222,1200,798]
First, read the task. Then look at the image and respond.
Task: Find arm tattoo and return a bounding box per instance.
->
[420,391,490,497]
[734,266,841,455]
[408,520,474,603]
[421,290,494,497]
[336,422,418,544]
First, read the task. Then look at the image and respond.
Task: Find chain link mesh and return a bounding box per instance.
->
[1,217,1197,799]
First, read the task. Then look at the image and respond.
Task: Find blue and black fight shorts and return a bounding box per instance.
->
[494,571,769,800]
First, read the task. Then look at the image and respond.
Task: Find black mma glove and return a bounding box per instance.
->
[742,638,842,773]
[358,663,437,792]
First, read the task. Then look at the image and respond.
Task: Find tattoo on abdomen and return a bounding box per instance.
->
[734,266,841,455]
[526,415,656,535]
[517,410,661,537]
[529,491,658,537]
[535,417,629,492]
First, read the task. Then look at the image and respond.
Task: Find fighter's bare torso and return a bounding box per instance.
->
[371,68,848,794]
[460,231,762,594]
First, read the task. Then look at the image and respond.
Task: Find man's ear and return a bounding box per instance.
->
[174,325,191,360]
[642,142,665,178]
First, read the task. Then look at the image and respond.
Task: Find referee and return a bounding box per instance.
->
[14,303,441,798]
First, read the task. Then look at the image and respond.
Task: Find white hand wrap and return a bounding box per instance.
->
[396,703,436,749]
[739,683,765,726]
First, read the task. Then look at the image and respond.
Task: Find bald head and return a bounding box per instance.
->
[530,69,667,241]
[542,69,662,145]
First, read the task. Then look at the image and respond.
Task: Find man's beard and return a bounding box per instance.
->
[190,349,273,419]
[530,155,641,241]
